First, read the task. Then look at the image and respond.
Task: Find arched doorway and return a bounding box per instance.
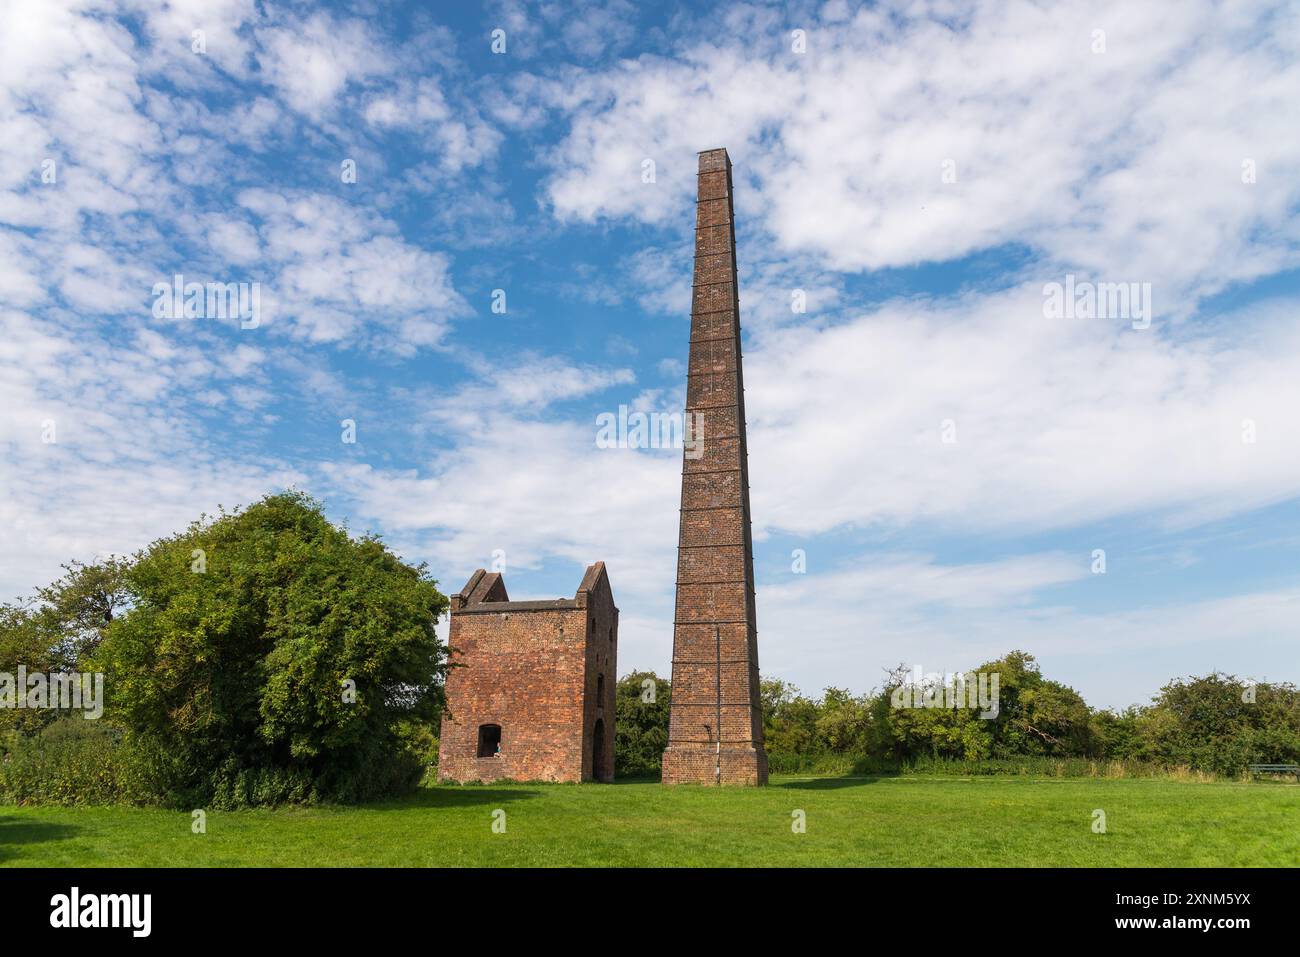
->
[592,718,606,781]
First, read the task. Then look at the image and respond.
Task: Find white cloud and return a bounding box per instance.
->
[623,244,691,316]
[254,12,390,119]
[539,0,1300,310]
[202,215,263,266]
[1,2,490,354]
[324,415,677,589]
[363,78,502,173]
[746,287,1300,538]
[235,188,471,352]
[0,306,299,599]
[484,0,639,61]
[404,355,636,426]
[317,356,675,619]
[126,0,260,82]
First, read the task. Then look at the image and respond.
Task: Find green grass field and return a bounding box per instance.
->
[2,774,1297,867]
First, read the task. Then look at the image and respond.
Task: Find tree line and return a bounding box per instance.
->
[617,653,1300,779]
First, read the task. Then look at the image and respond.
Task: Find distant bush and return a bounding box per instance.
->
[398,721,441,785]
[767,751,899,776]
[0,719,145,806]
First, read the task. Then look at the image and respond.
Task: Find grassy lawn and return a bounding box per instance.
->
[2,774,1297,867]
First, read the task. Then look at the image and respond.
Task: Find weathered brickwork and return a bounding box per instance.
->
[663,147,768,786]
[692,284,735,314]
[683,436,742,473]
[438,563,618,784]
[679,508,746,547]
[695,198,731,228]
[687,371,741,408]
[691,314,735,343]
[680,470,742,509]
[677,544,746,583]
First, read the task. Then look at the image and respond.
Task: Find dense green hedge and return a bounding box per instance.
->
[0,720,143,806]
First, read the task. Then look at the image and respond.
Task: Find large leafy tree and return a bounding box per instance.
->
[90,491,449,806]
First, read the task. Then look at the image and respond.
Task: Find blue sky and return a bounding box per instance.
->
[2,0,1299,709]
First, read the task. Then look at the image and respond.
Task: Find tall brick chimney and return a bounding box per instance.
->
[661,148,768,786]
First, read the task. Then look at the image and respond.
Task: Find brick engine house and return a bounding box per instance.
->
[437,563,618,783]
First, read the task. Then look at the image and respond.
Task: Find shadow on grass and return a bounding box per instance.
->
[369,786,542,811]
[0,815,81,863]
[773,775,896,790]
[609,771,902,790]
[611,772,900,790]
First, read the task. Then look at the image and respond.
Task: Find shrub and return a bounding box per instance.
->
[0,719,149,806]
[615,672,670,777]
